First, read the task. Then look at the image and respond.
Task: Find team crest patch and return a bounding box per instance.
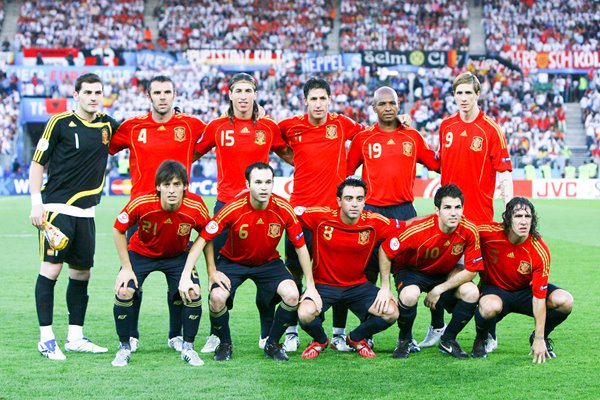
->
[177,223,192,236]
[206,221,219,234]
[470,136,483,151]
[101,127,109,145]
[174,127,186,142]
[358,230,370,245]
[36,138,49,152]
[402,142,413,156]
[325,124,338,139]
[518,261,532,274]
[117,212,129,224]
[255,130,266,145]
[451,243,464,255]
[268,223,281,238]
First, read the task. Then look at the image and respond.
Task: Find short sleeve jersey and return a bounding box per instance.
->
[478,222,550,299]
[109,112,206,198]
[114,192,210,258]
[381,214,483,275]
[200,192,304,266]
[297,207,400,287]
[439,110,512,224]
[279,113,363,208]
[33,111,119,208]
[347,124,440,205]
[195,116,286,203]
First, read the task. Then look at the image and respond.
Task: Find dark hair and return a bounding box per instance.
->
[75,73,102,92]
[244,162,274,182]
[227,73,259,125]
[303,77,331,98]
[336,176,367,198]
[502,197,540,240]
[434,184,464,208]
[155,160,189,188]
[147,75,175,95]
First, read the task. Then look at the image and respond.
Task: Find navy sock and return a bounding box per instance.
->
[256,293,276,339]
[349,315,392,342]
[182,297,202,343]
[210,307,231,344]
[113,295,134,343]
[35,274,56,326]
[397,299,417,340]
[545,309,570,336]
[332,304,348,332]
[474,307,493,340]
[130,290,142,338]
[168,292,183,339]
[442,300,477,341]
[430,306,445,330]
[266,302,298,345]
[66,278,89,326]
[300,316,328,344]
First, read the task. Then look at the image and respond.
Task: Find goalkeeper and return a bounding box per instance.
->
[28,73,120,361]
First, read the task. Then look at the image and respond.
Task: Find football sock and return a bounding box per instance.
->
[267,301,298,344]
[488,319,497,339]
[430,306,446,330]
[300,316,328,344]
[255,292,276,339]
[210,307,231,344]
[66,277,88,326]
[397,299,417,340]
[182,297,202,343]
[349,316,392,342]
[332,327,345,336]
[39,325,55,343]
[67,325,84,342]
[332,304,349,334]
[130,290,142,339]
[545,309,571,336]
[286,325,298,335]
[474,308,492,340]
[114,295,134,343]
[442,300,477,341]
[168,292,183,339]
[35,274,56,326]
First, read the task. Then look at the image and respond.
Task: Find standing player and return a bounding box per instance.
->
[472,197,573,362]
[195,73,293,353]
[178,162,318,362]
[379,184,483,359]
[111,160,212,367]
[109,75,207,353]
[422,72,514,350]
[296,177,400,359]
[29,73,118,360]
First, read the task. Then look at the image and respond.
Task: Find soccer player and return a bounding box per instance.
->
[29,73,119,360]
[194,73,293,353]
[422,72,514,351]
[379,184,483,359]
[111,160,212,367]
[178,162,318,362]
[471,197,573,362]
[109,75,207,353]
[296,177,400,359]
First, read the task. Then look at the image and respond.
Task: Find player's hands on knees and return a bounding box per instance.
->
[178,277,199,304]
[29,204,46,229]
[208,271,230,292]
[424,287,442,310]
[114,268,137,295]
[374,287,394,314]
[301,287,322,313]
[530,337,549,364]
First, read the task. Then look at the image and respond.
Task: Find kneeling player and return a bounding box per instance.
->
[179,162,318,362]
[472,197,573,362]
[380,184,483,359]
[111,160,213,367]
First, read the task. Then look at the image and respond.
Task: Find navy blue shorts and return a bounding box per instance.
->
[394,269,458,311]
[480,283,560,318]
[41,212,95,269]
[314,282,379,322]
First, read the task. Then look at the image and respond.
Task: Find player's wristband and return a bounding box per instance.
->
[31,193,43,206]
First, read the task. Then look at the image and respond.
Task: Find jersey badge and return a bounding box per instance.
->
[206,220,219,234]
[518,261,532,275]
[255,130,266,145]
[101,127,110,145]
[402,142,413,156]
[390,237,400,251]
[326,124,338,139]
[257,218,264,224]
[68,121,77,127]
[174,127,186,142]
[387,138,396,145]
[358,230,370,245]
[294,206,306,216]
[267,223,281,238]
[470,136,483,151]
[158,125,166,130]
[451,243,464,255]
[36,138,50,152]
[117,212,129,224]
[177,223,192,236]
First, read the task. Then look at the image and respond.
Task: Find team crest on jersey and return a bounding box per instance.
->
[267,223,281,238]
[451,243,464,255]
[177,223,192,236]
[358,230,370,245]
[470,136,483,151]
[174,127,186,142]
[325,124,338,139]
[101,127,109,145]
[255,130,266,145]
[402,142,413,156]
[518,261,532,274]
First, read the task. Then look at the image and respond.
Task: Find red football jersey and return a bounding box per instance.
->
[478,223,550,299]
[439,110,512,224]
[347,124,440,205]
[200,192,304,266]
[114,192,210,258]
[195,116,287,203]
[297,207,400,287]
[109,112,206,198]
[279,113,363,208]
[381,214,483,275]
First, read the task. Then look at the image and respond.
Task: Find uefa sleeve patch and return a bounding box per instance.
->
[295,232,304,241]
[36,138,49,152]
[206,220,219,234]
[117,212,129,224]
[390,238,400,251]
[294,206,306,216]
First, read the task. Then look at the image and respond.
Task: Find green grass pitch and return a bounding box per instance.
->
[0,196,599,399]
